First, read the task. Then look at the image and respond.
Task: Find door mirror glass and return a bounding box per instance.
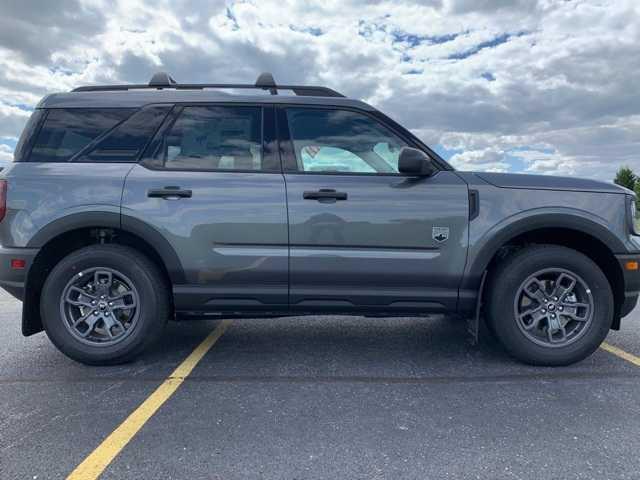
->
[398,147,436,176]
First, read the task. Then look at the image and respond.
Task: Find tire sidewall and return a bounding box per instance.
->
[41,246,165,364]
[489,247,613,365]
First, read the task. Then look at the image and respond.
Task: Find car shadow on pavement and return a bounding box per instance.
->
[145,314,610,383]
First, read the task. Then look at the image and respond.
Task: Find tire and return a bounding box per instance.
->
[486,245,613,366]
[41,244,171,365]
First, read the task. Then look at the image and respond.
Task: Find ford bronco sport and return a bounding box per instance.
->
[1,72,639,366]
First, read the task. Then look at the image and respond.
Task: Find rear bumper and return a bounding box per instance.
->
[616,254,640,319]
[0,246,40,301]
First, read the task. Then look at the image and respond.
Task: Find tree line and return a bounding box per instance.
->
[614,166,640,208]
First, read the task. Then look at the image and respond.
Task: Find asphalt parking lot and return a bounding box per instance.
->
[2,289,640,480]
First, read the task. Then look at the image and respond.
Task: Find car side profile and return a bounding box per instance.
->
[0,72,639,366]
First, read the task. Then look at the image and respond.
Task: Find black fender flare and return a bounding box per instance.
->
[462,210,625,292]
[27,211,186,283]
[22,211,185,336]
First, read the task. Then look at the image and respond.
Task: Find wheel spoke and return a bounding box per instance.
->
[103,317,116,338]
[72,310,95,328]
[109,291,137,310]
[551,273,577,301]
[520,307,547,331]
[94,270,113,289]
[561,302,590,310]
[65,286,96,308]
[561,310,590,322]
[523,278,548,304]
[111,317,126,334]
[548,324,568,344]
[78,315,101,338]
[69,285,95,298]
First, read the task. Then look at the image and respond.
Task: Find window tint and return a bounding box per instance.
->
[154,106,264,171]
[77,106,170,163]
[14,109,45,162]
[30,109,134,162]
[285,108,408,174]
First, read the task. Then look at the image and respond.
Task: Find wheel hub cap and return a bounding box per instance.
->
[514,268,595,348]
[60,267,140,346]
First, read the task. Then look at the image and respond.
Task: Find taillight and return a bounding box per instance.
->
[0,180,6,223]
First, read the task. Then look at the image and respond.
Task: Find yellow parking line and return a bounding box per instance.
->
[67,319,232,480]
[600,341,640,367]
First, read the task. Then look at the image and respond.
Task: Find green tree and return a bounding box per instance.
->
[635,181,640,212]
[614,166,637,191]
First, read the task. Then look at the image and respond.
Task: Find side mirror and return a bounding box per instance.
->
[398,147,436,177]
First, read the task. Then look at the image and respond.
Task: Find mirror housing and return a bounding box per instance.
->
[398,147,436,177]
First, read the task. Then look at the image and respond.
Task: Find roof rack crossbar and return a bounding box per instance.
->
[72,71,345,97]
[148,72,177,87]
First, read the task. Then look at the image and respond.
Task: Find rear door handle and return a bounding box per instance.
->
[303,189,348,201]
[147,187,193,199]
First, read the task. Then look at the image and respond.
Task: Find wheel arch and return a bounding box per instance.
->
[464,212,625,329]
[23,212,184,336]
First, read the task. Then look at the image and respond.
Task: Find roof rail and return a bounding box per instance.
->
[72,72,345,97]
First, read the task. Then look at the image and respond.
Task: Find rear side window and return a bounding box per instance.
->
[151,106,267,171]
[76,106,171,163]
[29,108,134,162]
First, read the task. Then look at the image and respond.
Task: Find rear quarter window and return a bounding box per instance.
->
[29,108,135,162]
[76,106,171,163]
[13,109,45,162]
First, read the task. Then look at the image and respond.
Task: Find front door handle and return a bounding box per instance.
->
[303,189,348,201]
[147,187,193,199]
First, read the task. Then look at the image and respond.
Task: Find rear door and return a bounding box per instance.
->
[122,104,289,312]
[279,106,469,314]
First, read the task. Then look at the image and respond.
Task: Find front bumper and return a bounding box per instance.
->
[0,246,40,301]
[616,254,640,319]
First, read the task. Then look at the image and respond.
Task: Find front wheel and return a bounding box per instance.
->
[486,245,613,366]
[41,245,170,365]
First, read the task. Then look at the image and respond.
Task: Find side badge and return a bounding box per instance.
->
[432,226,450,243]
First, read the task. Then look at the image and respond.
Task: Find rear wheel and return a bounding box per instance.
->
[486,245,613,366]
[41,245,170,365]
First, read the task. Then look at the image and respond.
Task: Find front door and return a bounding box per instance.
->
[279,106,469,314]
[122,104,288,312]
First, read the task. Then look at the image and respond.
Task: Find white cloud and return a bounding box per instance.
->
[449,147,510,172]
[0,101,31,139]
[0,0,638,181]
[0,144,13,167]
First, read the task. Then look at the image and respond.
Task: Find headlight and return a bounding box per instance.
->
[630,196,640,235]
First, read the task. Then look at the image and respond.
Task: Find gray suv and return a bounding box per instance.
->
[1,72,639,366]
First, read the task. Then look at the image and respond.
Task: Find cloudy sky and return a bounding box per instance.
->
[1,0,639,180]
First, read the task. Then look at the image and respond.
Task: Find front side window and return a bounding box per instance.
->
[154,106,264,171]
[30,108,134,162]
[285,108,409,174]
